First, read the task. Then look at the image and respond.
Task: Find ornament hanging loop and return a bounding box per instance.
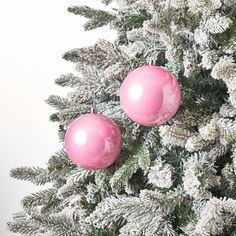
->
[148,12,160,66]
[148,58,154,65]
[90,58,98,114]
[90,104,97,114]
[89,86,97,114]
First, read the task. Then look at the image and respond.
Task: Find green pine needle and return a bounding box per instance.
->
[67,5,116,31]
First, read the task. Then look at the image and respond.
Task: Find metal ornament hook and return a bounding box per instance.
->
[90,105,97,114]
[90,56,98,114]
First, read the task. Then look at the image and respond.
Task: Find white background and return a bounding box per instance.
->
[0,1,117,235]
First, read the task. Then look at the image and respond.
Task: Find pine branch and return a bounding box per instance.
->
[87,223,125,236]
[101,0,114,5]
[45,95,72,111]
[49,112,60,122]
[233,133,236,141]
[55,74,81,88]
[110,155,139,192]
[170,200,197,234]
[46,96,89,125]
[10,167,50,185]
[159,125,193,148]
[31,213,79,236]
[114,9,152,32]
[165,61,183,78]
[211,56,236,82]
[110,148,150,192]
[183,152,218,199]
[67,5,116,31]
[205,14,233,34]
[138,150,151,174]
[220,28,236,54]
[58,125,66,142]
[188,197,236,235]
[58,106,90,127]
[148,159,173,189]
[8,212,43,235]
[95,169,113,190]
[87,188,182,235]
[87,195,139,229]
[140,188,183,212]
[63,40,127,68]
[22,188,59,210]
[7,220,40,236]
[57,169,95,199]
[141,126,160,151]
[40,201,63,215]
[47,149,76,177]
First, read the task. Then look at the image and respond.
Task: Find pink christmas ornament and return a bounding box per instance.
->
[120,65,182,126]
[65,112,122,170]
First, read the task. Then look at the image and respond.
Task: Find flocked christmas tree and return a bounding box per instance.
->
[8,0,236,235]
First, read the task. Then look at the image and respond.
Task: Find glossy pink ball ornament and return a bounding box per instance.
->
[65,112,122,170]
[120,65,182,126]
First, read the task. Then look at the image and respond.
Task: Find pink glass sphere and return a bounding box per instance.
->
[65,113,122,170]
[120,65,182,126]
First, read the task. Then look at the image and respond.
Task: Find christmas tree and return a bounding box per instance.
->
[8,0,236,235]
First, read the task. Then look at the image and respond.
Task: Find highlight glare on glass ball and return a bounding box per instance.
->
[74,129,87,145]
[129,83,143,101]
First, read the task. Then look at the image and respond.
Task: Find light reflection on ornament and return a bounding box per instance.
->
[74,129,87,145]
[129,83,143,101]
